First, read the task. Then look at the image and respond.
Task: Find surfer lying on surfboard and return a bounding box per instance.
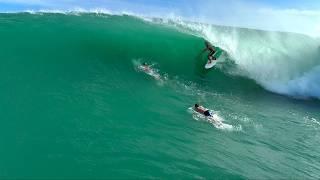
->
[141,62,151,72]
[194,104,212,117]
[138,62,162,81]
[203,41,216,63]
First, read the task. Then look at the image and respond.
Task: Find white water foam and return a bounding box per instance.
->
[149,18,320,99]
[188,107,236,131]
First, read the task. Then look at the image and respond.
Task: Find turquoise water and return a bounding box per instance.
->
[0,13,320,179]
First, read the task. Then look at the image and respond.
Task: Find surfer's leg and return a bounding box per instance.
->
[208,50,215,61]
[208,56,214,63]
[204,110,211,117]
[209,50,215,57]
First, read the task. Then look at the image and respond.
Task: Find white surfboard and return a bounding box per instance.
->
[204,47,223,69]
[204,60,217,69]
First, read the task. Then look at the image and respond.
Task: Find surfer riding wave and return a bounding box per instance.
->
[203,41,217,63]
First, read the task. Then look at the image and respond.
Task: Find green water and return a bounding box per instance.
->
[0,13,320,179]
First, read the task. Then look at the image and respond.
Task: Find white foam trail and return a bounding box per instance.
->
[133,59,166,86]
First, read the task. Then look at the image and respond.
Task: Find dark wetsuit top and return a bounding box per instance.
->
[195,107,212,117]
[204,110,211,117]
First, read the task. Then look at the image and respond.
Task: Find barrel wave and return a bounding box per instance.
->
[154,18,320,99]
[2,12,319,99]
[1,12,320,179]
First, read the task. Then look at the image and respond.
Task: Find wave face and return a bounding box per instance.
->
[1,13,320,179]
[2,12,319,99]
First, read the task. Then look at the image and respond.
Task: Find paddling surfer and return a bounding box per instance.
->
[194,104,212,117]
[141,62,151,72]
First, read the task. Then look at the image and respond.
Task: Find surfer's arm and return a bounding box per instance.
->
[202,47,209,53]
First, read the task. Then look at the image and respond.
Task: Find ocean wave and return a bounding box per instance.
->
[2,11,319,99]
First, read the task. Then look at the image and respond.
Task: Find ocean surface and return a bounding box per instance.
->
[0,13,320,179]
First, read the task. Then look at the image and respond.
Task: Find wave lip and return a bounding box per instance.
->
[1,8,145,17]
